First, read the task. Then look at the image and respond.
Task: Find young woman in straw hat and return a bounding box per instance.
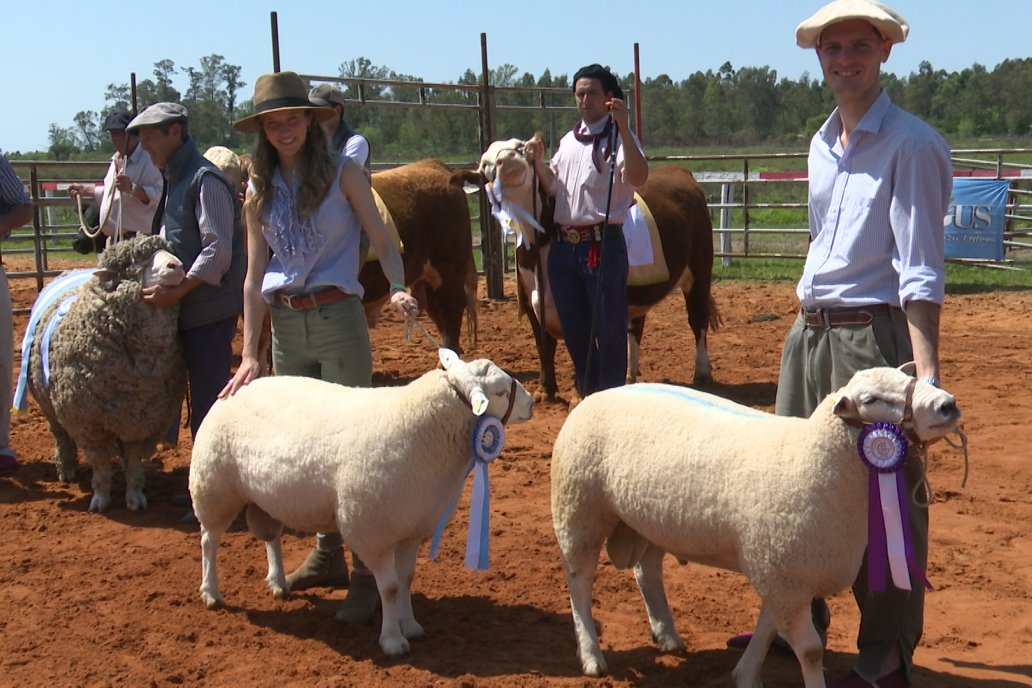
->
[221,70,419,625]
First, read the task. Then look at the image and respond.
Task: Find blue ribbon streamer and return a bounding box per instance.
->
[429,415,504,571]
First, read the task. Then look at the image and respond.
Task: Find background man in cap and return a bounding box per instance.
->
[524,63,648,398]
[0,151,33,474]
[308,83,371,173]
[728,2,952,687]
[126,102,245,463]
[67,109,163,245]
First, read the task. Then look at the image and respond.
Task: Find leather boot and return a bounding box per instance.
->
[335,570,380,624]
[286,545,349,590]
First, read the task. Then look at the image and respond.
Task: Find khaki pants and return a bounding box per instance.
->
[776,308,927,679]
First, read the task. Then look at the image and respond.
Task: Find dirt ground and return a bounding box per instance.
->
[1,261,1029,688]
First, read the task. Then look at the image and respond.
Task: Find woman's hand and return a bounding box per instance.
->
[219,356,263,399]
[390,289,419,321]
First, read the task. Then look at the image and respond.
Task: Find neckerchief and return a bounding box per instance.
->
[572,117,615,173]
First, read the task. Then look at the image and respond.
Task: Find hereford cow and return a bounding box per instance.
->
[364,159,478,354]
[456,138,717,401]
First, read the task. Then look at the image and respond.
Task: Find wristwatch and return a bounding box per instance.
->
[920,375,940,388]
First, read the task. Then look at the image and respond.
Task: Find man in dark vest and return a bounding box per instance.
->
[126,103,245,451]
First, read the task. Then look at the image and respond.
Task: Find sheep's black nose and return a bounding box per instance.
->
[939,400,958,417]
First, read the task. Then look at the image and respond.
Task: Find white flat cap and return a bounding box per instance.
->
[796,0,909,49]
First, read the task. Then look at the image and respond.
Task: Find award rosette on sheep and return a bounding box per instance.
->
[430,414,505,571]
[857,422,930,592]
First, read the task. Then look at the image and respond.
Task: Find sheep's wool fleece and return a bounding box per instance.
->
[551,383,870,600]
[28,250,186,450]
[190,370,481,544]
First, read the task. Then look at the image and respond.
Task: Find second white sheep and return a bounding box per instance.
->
[550,366,961,688]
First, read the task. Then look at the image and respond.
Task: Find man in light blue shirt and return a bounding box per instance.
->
[728,2,952,687]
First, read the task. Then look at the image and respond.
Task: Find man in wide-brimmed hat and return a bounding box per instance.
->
[126,102,246,474]
[727,2,952,687]
[67,109,163,244]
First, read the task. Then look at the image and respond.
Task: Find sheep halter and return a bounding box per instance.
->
[857,377,931,594]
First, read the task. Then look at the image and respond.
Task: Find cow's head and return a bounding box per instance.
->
[478,138,532,189]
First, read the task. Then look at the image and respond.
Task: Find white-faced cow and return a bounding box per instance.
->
[456,138,718,401]
[362,159,478,354]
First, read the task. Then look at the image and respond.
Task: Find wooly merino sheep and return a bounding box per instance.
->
[550,367,962,688]
[26,235,187,513]
[189,352,533,656]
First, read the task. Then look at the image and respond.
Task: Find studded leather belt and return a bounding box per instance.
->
[558,223,622,244]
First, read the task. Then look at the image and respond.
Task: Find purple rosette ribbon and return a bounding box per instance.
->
[857,422,930,592]
[430,415,505,571]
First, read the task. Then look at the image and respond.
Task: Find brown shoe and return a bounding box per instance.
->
[335,571,380,624]
[286,545,349,590]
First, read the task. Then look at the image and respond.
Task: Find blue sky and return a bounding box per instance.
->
[4,0,1029,153]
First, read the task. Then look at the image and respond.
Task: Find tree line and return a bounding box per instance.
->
[28,54,1032,162]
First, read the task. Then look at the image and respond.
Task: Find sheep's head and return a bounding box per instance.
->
[94,235,185,290]
[832,366,961,443]
[439,348,533,425]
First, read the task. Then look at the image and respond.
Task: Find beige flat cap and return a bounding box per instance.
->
[796,0,908,49]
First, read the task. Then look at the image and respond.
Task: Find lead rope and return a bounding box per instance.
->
[405,316,443,350]
[74,194,104,239]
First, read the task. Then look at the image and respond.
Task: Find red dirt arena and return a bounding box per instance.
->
[1,261,1029,687]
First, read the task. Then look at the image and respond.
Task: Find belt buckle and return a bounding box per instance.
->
[279,293,298,310]
[563,227,581,244]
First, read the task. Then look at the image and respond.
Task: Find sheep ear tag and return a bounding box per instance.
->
[470,390,489,416]
[857,422,929,594]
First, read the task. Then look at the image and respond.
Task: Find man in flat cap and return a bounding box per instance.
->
[67,109,163,245]
[523,63,648,398]
[308,83,371,174]
[126,103,245,464]
[729,2,952,687]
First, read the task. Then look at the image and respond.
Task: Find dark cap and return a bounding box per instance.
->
[103,110,133,132]
[572,64,624,100]
[126,102,189,133]
[309,83,346,107]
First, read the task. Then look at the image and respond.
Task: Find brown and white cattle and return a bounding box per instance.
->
[455,138,718,401]
[362,159,478,354]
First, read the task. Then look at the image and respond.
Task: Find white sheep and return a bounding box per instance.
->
[550,366,962,688]
[23,236,187,512]
[188,351,533,656]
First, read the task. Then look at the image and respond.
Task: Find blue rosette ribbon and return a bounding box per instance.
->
[857,422,930,593]
[430,414,505,570]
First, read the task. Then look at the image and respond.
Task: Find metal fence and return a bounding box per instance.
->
[8,148,1030,305]
[657,148,1032,267]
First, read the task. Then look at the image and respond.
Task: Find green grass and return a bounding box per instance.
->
[713,256,1032,293]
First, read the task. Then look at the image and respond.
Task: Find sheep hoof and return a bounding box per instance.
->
[581,655,607,677]
[88,494,111,513]
[654,633,685,653]
[125,492,148,512]
[269,585,288,600]
[200,591,223,609]
[57,467,77,482]
[380,635,411,657]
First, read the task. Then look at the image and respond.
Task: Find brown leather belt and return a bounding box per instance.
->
[276,287,355,311]
[801,303,892,328]
[558,222,622,244]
